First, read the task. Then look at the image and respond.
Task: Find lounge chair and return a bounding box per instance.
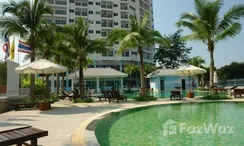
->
[109,91,127,103]
[62,91,74,101]
[232,89,244,98]
[170,91,183,100]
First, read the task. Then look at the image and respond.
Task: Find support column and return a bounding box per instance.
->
[119,60,123,71]
[51,74,54,93]
[94,61,97,68]
[96,77,100,92]
[71,79,74,91]
[120,77,124,93]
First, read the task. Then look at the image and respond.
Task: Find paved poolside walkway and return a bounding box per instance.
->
[0,98,243,146]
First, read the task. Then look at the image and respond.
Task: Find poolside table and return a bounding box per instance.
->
[0,126,48,146]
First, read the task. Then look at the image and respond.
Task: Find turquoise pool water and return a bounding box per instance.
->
[124,91,227,99]
[95,102,244,146]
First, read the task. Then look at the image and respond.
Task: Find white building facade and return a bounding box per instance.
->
[42,0,155,69]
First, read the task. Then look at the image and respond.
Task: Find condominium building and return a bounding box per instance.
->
[42,0,155,71]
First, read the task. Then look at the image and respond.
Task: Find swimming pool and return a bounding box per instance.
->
[95,102,244,146]
[124,91,227,99]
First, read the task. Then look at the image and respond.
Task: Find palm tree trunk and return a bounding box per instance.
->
[62,73,65,92]
[138,47,146,96]
[208,40,215,88]
[30,37,35,98]
[79,59,84,98]
[130,73,132,89]
[56,73,59,97]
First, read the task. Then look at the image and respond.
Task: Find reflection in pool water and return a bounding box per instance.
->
[124,91,228,99]
[95,102,244,146]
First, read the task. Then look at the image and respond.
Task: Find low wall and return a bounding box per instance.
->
[0,97,26,114]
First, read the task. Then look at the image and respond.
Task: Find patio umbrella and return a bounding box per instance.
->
[15,59,67,97]
[175,65,206,97]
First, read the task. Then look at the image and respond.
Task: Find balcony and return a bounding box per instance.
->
[121,15,128,19]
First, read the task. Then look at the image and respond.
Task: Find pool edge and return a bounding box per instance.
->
[71,98,244,146]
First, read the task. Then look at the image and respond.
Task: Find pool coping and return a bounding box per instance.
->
[71,98,244,146]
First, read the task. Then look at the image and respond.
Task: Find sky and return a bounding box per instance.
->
[0,0,244,68]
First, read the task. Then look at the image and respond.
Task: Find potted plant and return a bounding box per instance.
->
[38,98,50,111]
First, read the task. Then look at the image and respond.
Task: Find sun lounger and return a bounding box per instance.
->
[109,91,127,103]
[62,91,74,101]
[0,126,48,146]
[170,91,183,100]
[232,89,244,98]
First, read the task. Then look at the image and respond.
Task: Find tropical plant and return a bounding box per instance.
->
[188,56,205,67]
[124,64,139,88]
[0,0,52,98]
[188,56,206,87]
[154,30,192,69]
[0,62,7,85]
[176,0,244,88]
[62,18,107,98]
[107,13,164,96]
[144,63,157,75]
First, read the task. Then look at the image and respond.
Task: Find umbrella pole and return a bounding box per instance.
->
[189,71,191,93]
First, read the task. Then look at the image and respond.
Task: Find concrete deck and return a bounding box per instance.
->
[0,98,243,146]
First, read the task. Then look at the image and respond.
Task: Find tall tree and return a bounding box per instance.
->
[176,0,244,87]
[107,13,164,96]
[217,62,244,80]
[62,18,107,98]
[0,0,52,98]
[124,64,139,89]
[154,30,192,69]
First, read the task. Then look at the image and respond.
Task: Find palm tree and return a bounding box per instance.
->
[188,56,205,67]
[144,63,157,76]
[0,0,52,98]
[176,0,244,88]
[124,64,139,89]
[107,13,164,96]
[62,18,107,98]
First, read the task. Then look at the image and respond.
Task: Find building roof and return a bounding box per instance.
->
[68,68,128,79]
[147,69,182,78]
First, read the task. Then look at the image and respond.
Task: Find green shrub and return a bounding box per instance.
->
[203,92,231,100]
[134,96,157,101]
[50,95,59,102]
[73,98,94,103]
[22,75,45,95]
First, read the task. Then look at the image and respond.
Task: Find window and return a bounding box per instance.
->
[55,0,66,5]
[114,13,118,16]
[55,9,66,15]
[114,22,118,25]
[113,4,118,7]
[55,19,66,25]
[88,30,93,33]
[69,19,74,23]
[96,11,100,15]
[70,0,74,3]
[131,0,135,2]
[69,9,74,13]
[122,51,130,57]
[96,30,101,34]
[102,32,107,37]
[130,6,136,11]
[96,2,100,5]
[88,20,93,24]
[88,11,93,14]
[114,41,119,44]
[96,21,100,24]
[131,51,137,56]
[108,50,114,57]
[88,1,93,5]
